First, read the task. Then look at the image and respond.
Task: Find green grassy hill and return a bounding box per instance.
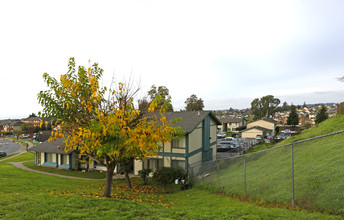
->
[0,153,341,219]
[201,115,344,214]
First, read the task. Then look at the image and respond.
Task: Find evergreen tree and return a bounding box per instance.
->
[315,105,329,124]
[287,105,299,126]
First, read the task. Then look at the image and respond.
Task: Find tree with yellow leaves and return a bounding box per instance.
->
[38,58,182,197]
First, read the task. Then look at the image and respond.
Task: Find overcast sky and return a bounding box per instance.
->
[1,0,344,119]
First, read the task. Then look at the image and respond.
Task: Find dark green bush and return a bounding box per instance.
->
[138,168,151,185]
[153,167,184,192]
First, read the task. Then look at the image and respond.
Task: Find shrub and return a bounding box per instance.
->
[138,168,151,185]
[153,167,184,192]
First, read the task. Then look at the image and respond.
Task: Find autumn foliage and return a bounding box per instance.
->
[38,58,182,197]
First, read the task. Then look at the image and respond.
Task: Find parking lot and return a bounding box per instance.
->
[216,137,257,159]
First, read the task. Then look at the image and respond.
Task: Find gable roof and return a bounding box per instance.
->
[162,111,221,133]
[260,118,277,124]
[219,117,243,124]
[21,117,44,121]
[241,126,272,133]
[27,138,72,155]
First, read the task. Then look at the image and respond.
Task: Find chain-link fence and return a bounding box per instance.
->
[189,131,344,214]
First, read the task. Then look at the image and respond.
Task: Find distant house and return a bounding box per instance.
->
[27,138,77,170]
[134,111,221,175]
[0,119,23,133]
[21,117,46,127]
[27,138,107,171]
[219,117,246,132]
[241,118,277,138]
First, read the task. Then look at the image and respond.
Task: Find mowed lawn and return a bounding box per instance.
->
[0,152,341,219]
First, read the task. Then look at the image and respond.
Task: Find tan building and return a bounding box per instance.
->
[134,111,221,175]
[21,117,46,127]
[241,118,277,138]
[219,117,247,132]
[28,111,221,175]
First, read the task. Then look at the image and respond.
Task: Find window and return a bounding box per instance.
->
[46,153,53,162]
[172,160,185,170]
[147,158,163,172]
[62,155,69,165]
[172,138,184,148]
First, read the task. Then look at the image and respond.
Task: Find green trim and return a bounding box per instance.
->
[158,152,186,157]
[162,142,164,168]
[185,134,189,170]
[185,134,189,154]
[172,146,186,149]
[188,148,202,158]
[69,154,72,169]
[210,141,217,147]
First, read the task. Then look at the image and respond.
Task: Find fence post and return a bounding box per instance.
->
[217,163,221,191]
[244,157,247,197]
[291,144,295,207]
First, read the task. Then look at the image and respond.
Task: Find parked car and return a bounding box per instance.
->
[217,140,241,152]
[20,135,29,139]
[0,151,7,158]
[256,135,263,140]
[217,133,227,139]
[216,144,233,152]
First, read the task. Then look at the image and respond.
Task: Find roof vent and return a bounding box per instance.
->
[197,111,201,116]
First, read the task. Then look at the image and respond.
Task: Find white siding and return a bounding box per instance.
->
[40,152,45,165]
[134,160,143,175]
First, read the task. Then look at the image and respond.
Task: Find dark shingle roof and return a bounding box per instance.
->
[0,119,20,125]
[28,111,221,153]
[27,138,71,155]
[161,111,221,133]
[219,117,243,124]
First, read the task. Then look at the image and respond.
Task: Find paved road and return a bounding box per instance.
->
[0,140,24,155]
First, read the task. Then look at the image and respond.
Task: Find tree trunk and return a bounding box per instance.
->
[124,170,132,188]
[103,157,115,198]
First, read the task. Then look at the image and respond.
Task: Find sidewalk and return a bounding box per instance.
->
[4,141,135,180]
[10,161,106,180]
[9,161,135,181]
